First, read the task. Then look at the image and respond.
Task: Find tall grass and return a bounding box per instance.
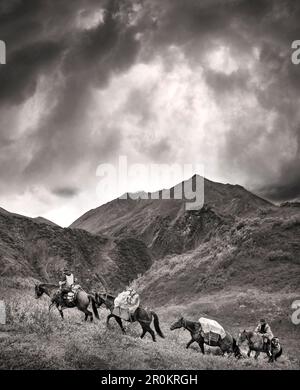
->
[0,285,299,370]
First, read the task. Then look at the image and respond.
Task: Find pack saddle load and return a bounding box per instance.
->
[199,317,226,345]
[64,285,81,305]
[113,288,140,321]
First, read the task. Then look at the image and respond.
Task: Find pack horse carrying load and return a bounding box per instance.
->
[199,317,227,345]
[170,316,242,357]
[94,274,164,342]
[113,287,140,321]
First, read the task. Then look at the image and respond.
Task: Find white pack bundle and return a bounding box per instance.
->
[199,317,226,339]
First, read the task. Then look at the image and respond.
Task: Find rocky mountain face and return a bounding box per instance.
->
[134,206,300,305]
[70,176,275,258]
[0,207,152,291]
[70,175,300,303]
[1,175,299,302]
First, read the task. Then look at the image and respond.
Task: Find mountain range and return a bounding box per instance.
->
[1,176,299,300]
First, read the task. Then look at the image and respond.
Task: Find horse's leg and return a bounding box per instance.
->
[186,339,194,349]
[219,345,226,356]
[254,351,260,359]
[198,340,205,355]
[141,328,147,339]
[106,313,113,326]
[247,348,251,357]
[85,311,93,322]
[139,322,156,342]
[106,314,126,333]
[78,306,93,322]
[57,304,64,320]
[147,325,156,342]
[48,302,55,313]
[115,316,126,334]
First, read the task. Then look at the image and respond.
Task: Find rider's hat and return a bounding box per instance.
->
[62,268,71,274]
[260,318,266,323]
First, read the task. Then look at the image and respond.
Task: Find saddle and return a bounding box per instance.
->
[60,285,81,306]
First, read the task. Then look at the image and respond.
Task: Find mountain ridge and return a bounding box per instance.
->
[0,207,152,291]
[70,175,276,258]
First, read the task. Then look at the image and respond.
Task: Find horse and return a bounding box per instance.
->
[237,330,282,362]
[94,292,164,342]
[270,337,283,362]
[170,317,242,357]
[35,283,99,321]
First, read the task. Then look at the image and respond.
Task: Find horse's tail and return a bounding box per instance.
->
[232,337,242,358]
[89,295,100,320]
[150,311,165,338]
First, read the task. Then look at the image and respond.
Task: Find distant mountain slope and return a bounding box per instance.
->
[70,176,275,258]
[33,216,59,227]
[133,207,300,306]
[0,207,152,291]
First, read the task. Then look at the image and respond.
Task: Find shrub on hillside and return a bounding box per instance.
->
[281,216,300,230]
[6,297,55,336]
[267,250,293,262]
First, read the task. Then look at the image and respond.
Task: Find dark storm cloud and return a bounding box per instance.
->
[0,40,64,105]
[0,0,143,186]
[145,0,300,202]
[203,68,249,96]
[52,187,80,198]
[20,1,141,184]
[0,0,300,224]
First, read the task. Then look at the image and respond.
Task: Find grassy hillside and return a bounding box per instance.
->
[0,281,299,370]
[1,177,299,370]
[132,210,300,306]
[0,208,152,290]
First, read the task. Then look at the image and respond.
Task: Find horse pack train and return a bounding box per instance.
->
[34,270,283,363]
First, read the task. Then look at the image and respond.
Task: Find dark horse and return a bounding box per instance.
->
[170,317,242,357]
[35,283,99,321]
[238,330,282,362]
[95,292,164,342]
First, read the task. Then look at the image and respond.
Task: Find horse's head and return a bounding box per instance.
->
[271,337,280,348]
[170,317,185,331]
[94,292,103,307]
[34,283,44,299]
[237,330,248,346]
[95,292,110,308]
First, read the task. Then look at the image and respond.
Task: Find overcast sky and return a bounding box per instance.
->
[0,0,299,226]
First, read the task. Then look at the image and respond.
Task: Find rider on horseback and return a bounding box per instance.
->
[59,269,75,293]
[255,319,274,356]
[59,268,81,304]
